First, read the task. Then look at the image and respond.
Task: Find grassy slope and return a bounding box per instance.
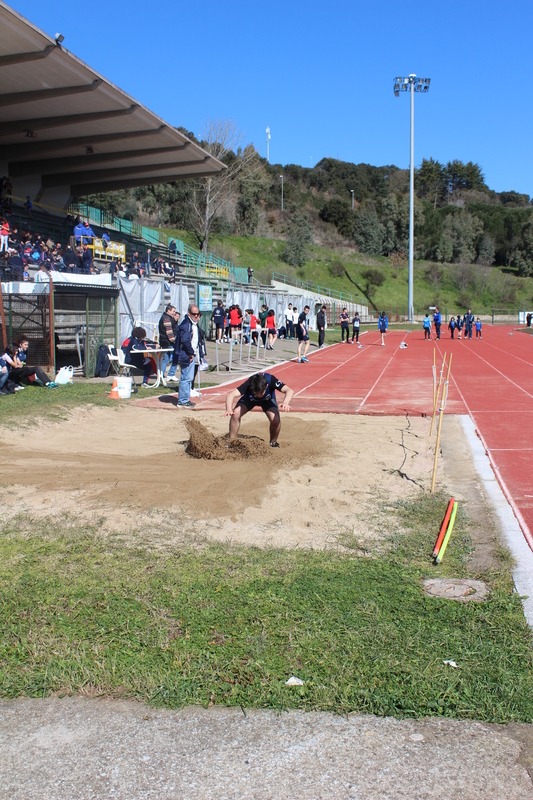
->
[166,229,533,314]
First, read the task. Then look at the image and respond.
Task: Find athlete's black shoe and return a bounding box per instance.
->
[269,441,280,448]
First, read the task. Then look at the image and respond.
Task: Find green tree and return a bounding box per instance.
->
[437,212,484,263]
[319,198,352,237]
[353,203,384,255]
[511,220,533,276]
[477,234,495,266]
[415,158,445,209]
[282,213,313,267]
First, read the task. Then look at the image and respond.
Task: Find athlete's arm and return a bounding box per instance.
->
[222,387,242,416]
[278,384,294,412]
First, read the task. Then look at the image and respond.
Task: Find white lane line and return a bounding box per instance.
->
[293,350,366,397]
[481,338,533,368]
[293,333,382,398]
[357,333,408,410]
[489,448,533,451]
[456,346,533,400]
[461,415,533,629]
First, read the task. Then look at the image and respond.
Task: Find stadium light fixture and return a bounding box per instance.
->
[266,127,271,163]
[350,189,354,210]
[280,175,284,211]
[393,73,431,321]
[55,32,64,44]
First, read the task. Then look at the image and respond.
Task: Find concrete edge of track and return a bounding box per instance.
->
[461,415,533,629]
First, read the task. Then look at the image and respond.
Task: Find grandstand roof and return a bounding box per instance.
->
[0,2,225,204]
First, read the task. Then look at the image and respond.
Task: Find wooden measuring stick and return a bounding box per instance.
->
[432,349,436,411]
[435,501,458,563]
[432,496,455,558]
[430,353,453,494]
[430,351,446,436]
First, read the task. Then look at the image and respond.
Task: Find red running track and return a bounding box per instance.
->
[193,325,533,551]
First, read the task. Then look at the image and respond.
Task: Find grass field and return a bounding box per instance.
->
[165,228,533,315]
[1,493,532,722]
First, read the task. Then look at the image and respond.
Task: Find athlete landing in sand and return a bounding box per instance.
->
[222,372,294,447]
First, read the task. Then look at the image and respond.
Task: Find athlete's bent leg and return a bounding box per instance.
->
[229,403,248,439]
[265,408,281,443]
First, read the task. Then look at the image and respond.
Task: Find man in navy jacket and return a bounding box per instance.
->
[433,308,442,340]
[173,304,206,407]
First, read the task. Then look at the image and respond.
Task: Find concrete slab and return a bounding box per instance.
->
[0,698,532,800]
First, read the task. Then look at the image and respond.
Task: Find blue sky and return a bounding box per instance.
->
[8,0,533,196]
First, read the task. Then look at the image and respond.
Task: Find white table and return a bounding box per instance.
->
[130,347,174,389]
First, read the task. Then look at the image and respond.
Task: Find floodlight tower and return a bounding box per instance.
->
[266,127,271,163]
[280,175,284,211]
[393,74,430,322]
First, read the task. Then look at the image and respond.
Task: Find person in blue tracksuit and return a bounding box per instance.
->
[466,309,475,339]
[423,313,431,340]
[378,311,388,346]
[433,308,442,340]
[456,314,464,339]
[475,317,482,339]
[448,316,456,339]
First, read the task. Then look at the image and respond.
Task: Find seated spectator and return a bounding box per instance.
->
[101,231,110,249]
[7,226,19,253]
[62,244,78,272]
[122,327,153,388]
[2,341,57,387]
[169,239,177,255]
[53,250,66,271]
[22,266,29,281]
[81,244,93,274]
[45,236,55,251]
[7,253,24,280]
[0,354,10,395]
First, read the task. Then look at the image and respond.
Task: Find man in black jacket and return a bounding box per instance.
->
[173,304,205,407]
[317,305,326,349]
[159,304,179,382]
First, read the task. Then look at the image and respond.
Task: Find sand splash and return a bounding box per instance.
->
[184,418,272,461]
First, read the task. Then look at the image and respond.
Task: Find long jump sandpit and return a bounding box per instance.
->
[0,404,441,549]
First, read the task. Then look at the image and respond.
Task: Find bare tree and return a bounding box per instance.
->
[189,119,261,253]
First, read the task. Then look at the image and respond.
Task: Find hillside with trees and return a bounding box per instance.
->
[85,122,533,282]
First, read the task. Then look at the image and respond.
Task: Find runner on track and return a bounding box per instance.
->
[222,372,294,448]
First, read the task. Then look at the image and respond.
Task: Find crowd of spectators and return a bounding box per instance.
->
[0,218,103,279]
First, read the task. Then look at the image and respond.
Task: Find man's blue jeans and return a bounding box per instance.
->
[161,352,177,378]
[178,359,195,404]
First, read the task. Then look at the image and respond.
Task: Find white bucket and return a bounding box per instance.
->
[116,376,132,399]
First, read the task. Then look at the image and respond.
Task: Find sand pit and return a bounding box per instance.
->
[185,418,273,461]
[0,404,455,548]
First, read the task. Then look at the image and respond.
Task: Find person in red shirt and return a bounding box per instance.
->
[0,219,9,253]
[249,309,259,345]
[229,305,242,346]
[266,309,277,350]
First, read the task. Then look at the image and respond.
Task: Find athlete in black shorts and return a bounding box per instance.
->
[223,372,294,447]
